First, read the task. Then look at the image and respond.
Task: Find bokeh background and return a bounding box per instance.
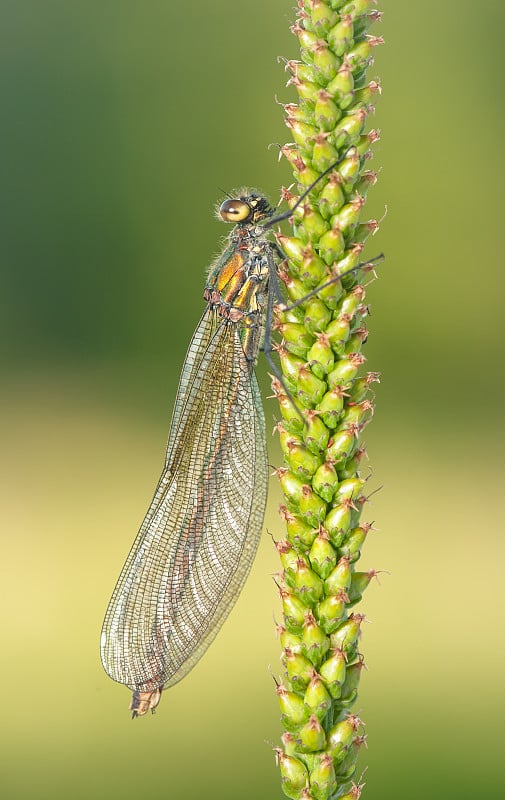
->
[1,1,504,798]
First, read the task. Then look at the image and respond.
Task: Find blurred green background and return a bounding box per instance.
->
[1,1,504,798]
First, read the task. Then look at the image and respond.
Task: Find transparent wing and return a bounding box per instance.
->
[100,308,268,691]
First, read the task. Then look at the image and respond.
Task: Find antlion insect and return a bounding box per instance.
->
[100,158,382,717]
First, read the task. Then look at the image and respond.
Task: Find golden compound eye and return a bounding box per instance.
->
[219,199,252,223]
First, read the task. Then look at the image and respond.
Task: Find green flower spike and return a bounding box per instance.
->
[272,2,384,798]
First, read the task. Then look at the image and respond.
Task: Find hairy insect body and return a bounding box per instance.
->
[205,196,277,361]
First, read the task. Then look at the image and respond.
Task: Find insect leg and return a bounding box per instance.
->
[266,243,287,304]
[279,254,385,312]
[262,152,353,230]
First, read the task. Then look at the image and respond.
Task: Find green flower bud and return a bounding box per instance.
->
[286,117,319,151]
[295,205,329,244]
[338,146,360,189]
[278,322,315,358]
[280,586,309,635]
[325,502,352,545]
[347,38,377,71]
[332,107,367,148]
[302,612,330,666]
[319,171,345,219]
[300,484,326,527]
[316,590,348,634]
[297,365,327,406]
[281,731,299,758]
[285,648,316,688]
[325,555,352,593]
[296,714,327,753]
[340,399,373,429]
[308,332,335,378]
[313,41,340,83]
[289,71,322,104]
[279,625,305,656]
[275,388,306,432]
[328,17,354,57]
[336,244,365,277]
[344,327,368,355]
[303,674,332,721]
[353,219,379,244]
[355,128,380,158]
[348,568,377,605]
[311,2,338,37]
[288,60,318,84]
[339,524,369,562]
[278,538,305,582]
[309,753,336,800]
[278,347,305,386]
[312,461,339,503]
[355,169,377,196]
[278,423,299,457]
[348,371,379,403]
[280,505,319,551]
[319,647,346,698]
[276,233,306,266]
[327,428,357,466]
[277,467,306,511]
[328,353,366,386]
[277,682,311,731]
[334,477,364,503]
[312,134,340,173]
[314,89,342,131]
[315,272,343,309]
[286,439,324,480]
[277,305,305,326]
[326,314,351,352]
[327,715,362,763]
[300,249,329,288]
[296,161,323,188]
[304,298,332,335]
[319,224,346,265]
[303,410,331,454]
[292,557,325,605]
[355,79,381,106]
[282,101,312,124]
[291,21,319,62]
[327,65,354,110]
[318,386,346,428]
[280,271,316,306]
[275,749,310,800]
[330,614,365,657]
[308,528,338,577]
[338,284,366,317]
[333,197,364,236]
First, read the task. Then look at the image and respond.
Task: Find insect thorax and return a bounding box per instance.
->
[204,222,274,323]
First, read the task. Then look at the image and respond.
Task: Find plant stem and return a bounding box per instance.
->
[272,3,384,799]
